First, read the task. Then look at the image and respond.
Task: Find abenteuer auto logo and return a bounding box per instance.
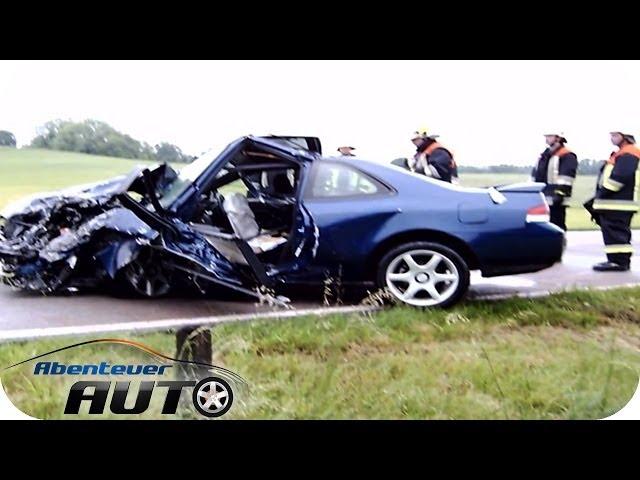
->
[1,338,247,419]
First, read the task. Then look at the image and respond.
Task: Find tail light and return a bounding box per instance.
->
[526,203,550,223]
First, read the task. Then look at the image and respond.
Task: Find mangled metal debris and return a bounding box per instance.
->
[0,137,319,304]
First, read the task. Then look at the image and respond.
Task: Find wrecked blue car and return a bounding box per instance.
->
[0,135,564,307]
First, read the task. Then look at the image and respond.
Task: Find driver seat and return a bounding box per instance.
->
[189,193,287,265]
[223,193,288,252]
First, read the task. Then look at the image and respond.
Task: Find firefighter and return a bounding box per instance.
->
[531,131,578,231]
[590,129,640,272]
[337,146,356,157]
[409,128,458,183]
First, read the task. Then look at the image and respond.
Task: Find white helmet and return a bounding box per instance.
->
[610,128,637,143]
[544,130,567,144]
[543,130,565,137]
[610,128,636,136]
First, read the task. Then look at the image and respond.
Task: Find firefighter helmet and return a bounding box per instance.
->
[610,129,636,144]
[411,127,439,140]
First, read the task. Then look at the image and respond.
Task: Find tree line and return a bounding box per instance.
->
[1,123,608,173]
[458,158,603,175]
[0,120,193,163]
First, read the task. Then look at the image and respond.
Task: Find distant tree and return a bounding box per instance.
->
[154,142,192,163]
[457,164,533,174]
[30,119,155,160]
[456,159,605,176]
[488,164,533,174]
[456,165,486,173]
[577,158,604,175]
[0,130,16,147]
[31,119,65,149]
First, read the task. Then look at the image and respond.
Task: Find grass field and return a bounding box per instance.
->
[1,287,639,419]
[0,146,154,209]
[2,147,638,230]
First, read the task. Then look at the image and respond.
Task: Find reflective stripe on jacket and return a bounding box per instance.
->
[531,145,578,206]
[593,144,640,211]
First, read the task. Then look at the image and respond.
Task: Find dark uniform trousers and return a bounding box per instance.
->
[549,205,567,232]
[600,211,634,267]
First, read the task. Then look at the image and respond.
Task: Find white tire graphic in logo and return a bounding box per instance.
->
[192,377,234,417]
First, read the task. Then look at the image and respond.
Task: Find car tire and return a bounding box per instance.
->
[115,248,173,298]
[376,241,470,308]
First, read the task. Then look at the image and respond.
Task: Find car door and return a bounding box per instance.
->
[298,160,399,283]
[260,136,322,155]
[168,136,320,286]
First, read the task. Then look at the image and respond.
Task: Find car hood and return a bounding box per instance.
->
[0,162,246,294]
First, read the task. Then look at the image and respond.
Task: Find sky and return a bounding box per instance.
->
[1,60,640,166]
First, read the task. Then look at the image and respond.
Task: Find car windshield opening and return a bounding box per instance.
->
[158,144,229,208]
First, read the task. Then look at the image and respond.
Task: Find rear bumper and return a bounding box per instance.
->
[477,223,565,277]
[481,261,558,277]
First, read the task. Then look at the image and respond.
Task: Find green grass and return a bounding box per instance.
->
[2,287,639,419]
[0,146,154,209]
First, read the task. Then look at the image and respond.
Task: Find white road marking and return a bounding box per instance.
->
[0,304,380,342]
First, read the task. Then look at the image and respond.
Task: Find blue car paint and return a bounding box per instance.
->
[160,219,244,286]
[296,157,564,282]
[0,135,565,296]
[168,140,563,284]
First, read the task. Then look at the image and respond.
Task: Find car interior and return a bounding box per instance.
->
[188,148,302,271]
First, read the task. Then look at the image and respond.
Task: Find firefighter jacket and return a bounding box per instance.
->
[531,145,578,205]
[593,144,640,212]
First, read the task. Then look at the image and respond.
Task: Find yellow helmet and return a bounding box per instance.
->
[411,127,438,140]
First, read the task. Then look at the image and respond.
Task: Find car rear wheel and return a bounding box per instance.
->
[377,242,470,308]
[119,248,172,298]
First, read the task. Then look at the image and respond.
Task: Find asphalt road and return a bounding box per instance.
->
[0,230,638,341]
[468,229,640,299]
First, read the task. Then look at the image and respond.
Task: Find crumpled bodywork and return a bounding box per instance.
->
[0,157,318,300]
[0,164,244,294]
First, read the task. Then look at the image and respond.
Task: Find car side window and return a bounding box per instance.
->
[310,162,388,198]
